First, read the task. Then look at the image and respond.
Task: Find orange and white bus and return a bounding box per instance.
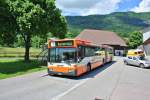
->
[101,45,113,63]
[47,39,113,76]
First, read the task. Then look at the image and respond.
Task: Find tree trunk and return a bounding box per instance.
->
[24,34,31,62]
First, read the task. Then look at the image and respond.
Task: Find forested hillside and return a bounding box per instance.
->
[66,12,150,37]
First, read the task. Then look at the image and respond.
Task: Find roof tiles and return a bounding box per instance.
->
[75,29,127,47]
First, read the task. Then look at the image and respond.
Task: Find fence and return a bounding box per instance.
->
[0,52,40,57]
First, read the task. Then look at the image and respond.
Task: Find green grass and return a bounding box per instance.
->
[0,59,46,79]
[0,47,41,57]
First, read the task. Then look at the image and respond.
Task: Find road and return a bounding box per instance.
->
[0,57,150,100]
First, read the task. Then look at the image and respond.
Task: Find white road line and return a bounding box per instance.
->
[52,78,90,100]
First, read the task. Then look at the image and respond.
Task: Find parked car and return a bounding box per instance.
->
[124,56,150,68]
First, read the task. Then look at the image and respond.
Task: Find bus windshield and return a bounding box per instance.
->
[49,48,77,63]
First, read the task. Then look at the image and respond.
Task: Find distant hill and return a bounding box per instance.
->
[66,12,150,37]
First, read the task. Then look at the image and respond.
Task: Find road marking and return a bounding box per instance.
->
[52,78,90,100]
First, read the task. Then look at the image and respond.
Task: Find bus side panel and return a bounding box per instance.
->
[91,61,103,69]
[76,65,87,76]
[107,55,113,62]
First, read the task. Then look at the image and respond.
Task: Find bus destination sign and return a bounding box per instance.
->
[56,41,73,46]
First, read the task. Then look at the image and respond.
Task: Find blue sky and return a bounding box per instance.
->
[56,0,150,16]
[117,0,141,12]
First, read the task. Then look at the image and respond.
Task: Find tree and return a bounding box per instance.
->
[66,26,82,38]
[0,0,17,46]
[128,31,143,49]
[0,0,67,61]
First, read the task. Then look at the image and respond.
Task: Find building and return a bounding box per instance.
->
[143,27,150,58]
[75,29,127,56]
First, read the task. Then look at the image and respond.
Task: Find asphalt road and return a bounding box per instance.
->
[0,57,150,100]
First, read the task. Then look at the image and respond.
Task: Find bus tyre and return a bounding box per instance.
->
[87,64,91,72]
[103,59,105,65]
[140,63,145,68]
[47,68,53,75]
[47,68,50,75]
[110,57,112,62]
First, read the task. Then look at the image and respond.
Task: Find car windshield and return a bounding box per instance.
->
[49,48,77,63]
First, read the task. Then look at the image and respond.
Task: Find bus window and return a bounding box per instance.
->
[49,48,56,62]
[85,47,96,57]
[78,46,85,60]
[49,48,77,63]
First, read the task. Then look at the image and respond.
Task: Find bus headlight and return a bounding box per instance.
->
[49,68,53,71]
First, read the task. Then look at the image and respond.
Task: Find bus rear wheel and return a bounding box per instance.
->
[87,64,91,72]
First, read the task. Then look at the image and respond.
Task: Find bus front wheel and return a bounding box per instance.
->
[47,68,54,76]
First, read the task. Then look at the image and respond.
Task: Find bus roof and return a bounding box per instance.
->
[48,39,111,48]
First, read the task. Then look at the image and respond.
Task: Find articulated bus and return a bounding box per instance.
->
[101,45,113,63]
[47,39,113,76]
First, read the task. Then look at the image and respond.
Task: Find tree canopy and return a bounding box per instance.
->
[128,31,143,49]
[0,0,17,46]
[0,0,67,61]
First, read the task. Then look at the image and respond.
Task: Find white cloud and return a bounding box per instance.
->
[56,0,121,16]
[131,0,150,12]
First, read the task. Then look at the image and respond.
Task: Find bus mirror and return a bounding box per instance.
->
[77,58,81,62]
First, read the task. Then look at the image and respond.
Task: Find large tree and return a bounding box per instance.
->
[128,31,143,49]
[0,0,16,46]
[0,0,67,61]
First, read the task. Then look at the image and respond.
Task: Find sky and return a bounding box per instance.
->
[56,0,150,16]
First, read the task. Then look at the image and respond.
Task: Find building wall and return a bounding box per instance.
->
[109,45,126,56]
[144,44,150,56]
[143,30,150,59]
[143,31,150,42]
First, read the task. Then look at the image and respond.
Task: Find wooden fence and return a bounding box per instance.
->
[0,52,40,57]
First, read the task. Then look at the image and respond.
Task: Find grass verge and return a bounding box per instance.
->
[0,59,46,79]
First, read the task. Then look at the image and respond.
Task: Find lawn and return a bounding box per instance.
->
[0,59,46,79]
[0,47,41,57]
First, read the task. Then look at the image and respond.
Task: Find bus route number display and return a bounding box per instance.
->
[56,41,73,46]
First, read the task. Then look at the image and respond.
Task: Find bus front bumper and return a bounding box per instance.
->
[47,68,76,76]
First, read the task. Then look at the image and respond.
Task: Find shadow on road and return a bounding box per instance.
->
[47,61,116,80]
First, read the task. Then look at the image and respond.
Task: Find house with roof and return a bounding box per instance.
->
[143,27,150,58]
[75,29,127,56]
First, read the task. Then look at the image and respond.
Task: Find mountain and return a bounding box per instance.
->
[66,12,150,37]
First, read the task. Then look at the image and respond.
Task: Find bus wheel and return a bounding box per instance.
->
[87,64,91,72]
[47,68,50,75]
[47,68,53,76]
[103,59,105,65]
[110,57,112,62]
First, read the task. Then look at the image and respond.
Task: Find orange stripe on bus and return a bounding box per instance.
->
[91,61,103,69]
[76,65,87,76]
[48,66,75,73]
